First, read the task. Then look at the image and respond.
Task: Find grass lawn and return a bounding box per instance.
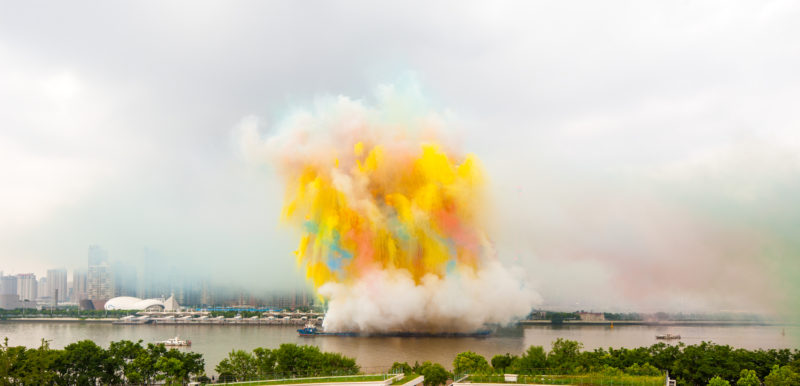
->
[243,374,389,385]
[467,374,663,385]
[390,373,420,385]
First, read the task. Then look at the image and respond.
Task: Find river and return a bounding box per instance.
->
[1,322,797,375]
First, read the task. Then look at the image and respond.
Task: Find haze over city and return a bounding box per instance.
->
[2,1,800,318]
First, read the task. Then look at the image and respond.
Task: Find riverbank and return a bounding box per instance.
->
[1,317,117,323]
[518,320,794,327]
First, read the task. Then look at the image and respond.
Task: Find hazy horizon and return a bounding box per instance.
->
[2,1,799,317]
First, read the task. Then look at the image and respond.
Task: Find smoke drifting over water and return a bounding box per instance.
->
[241,85,540,332]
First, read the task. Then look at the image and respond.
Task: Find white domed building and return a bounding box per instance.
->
[104,295,180,311]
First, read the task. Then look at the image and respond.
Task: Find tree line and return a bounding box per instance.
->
[0,338,204,385]
[214,343,359,382]
[437,338,799,386]
[2,336,799,385]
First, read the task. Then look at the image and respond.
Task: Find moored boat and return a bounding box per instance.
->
[158,336,192,346]
[655,333,681,340]
[298,323,357,336]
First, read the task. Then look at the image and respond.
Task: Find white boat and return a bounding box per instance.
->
[158,336,191,346]
[656,333,681,340]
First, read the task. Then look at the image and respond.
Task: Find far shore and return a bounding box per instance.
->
[1,317,794,327]
[518,319,794,327]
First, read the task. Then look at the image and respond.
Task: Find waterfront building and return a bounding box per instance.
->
[87,245,113,309]
[104,294,180,311]
[578,312,606,322]
[47,269,68,305]
[16,273,37,301]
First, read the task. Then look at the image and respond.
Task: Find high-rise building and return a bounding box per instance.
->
[87,245,112,309]
[37,277,48,300]
[72,270,87,302]
[111,261,137,297]
[0,276,17,296]
[16,273,37,301]
[0,275,20,309]
[47,269,68,305]
[200,280,212,306]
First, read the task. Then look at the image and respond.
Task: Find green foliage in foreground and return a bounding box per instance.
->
[453,351,490,375]
[735,369,760,386]
[468,373,664,385]
[449,338,800,386]
[250,374,386,385]
[763,364,800,385]
[707,376,732,386]
[417,361,450,386]
[4,334,800,386]
[214,344,359,382]
[0,337,204,385]
[387,361,450,386]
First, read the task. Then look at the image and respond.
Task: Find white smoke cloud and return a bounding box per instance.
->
[319,261,541,333]
[242,83,542,332]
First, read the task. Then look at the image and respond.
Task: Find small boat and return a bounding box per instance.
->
[158,336,192,346]
[298,323,357,337]
[656,333,681,340]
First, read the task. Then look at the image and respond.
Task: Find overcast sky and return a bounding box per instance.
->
[1,1,799,314]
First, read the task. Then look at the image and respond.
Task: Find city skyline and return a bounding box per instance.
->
[1,244,315,311]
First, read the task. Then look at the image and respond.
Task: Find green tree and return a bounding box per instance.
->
[708,375,732,386]
[14,340,60,385]
[673,342,740,384]
[624,362,660,376]
[390,361,413,374]
[418,361,450,386]
[547,339,583,372]
[0,338,10,383]
[764,364,800,386]
[736,369,760,386]
[453,351,490,375]
[126,344,162,384]
[491,354,515,373]
[215,349,257,381]
[155,356,184,384]
[318,351,358,375]
[275,344,319,377]
[515,346,547,373]
[253,347,277,377]
[107,339,146,383]
[56,340,111,385]
[270,344,358,378]
[163,348,204,383]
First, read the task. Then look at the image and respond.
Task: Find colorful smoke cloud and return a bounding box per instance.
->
[241,85,540,332]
